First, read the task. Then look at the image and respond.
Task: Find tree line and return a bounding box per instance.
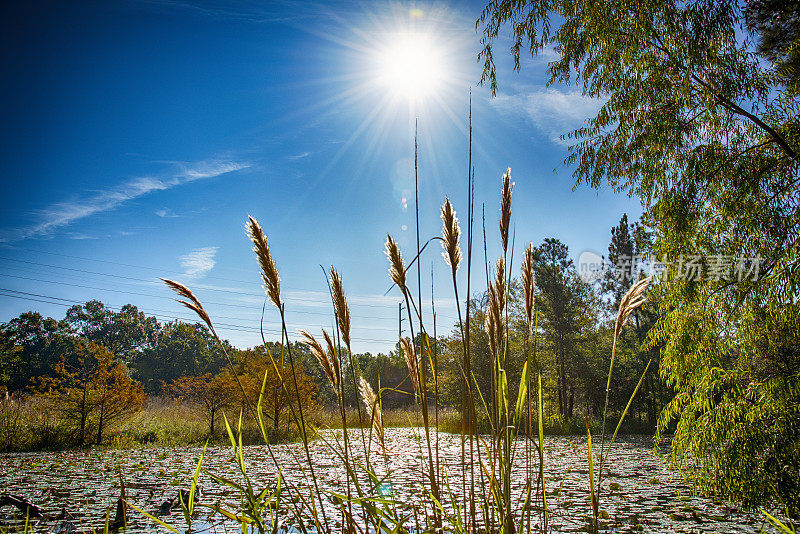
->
[0,213,665,446]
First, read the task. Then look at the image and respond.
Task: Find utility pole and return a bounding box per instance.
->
[398,301,405,340]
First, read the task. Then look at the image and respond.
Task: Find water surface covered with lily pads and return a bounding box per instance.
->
[0,429,774,533]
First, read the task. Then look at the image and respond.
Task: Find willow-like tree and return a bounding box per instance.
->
[478,0,800,513]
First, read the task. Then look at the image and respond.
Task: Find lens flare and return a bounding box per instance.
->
[377,33,445,101]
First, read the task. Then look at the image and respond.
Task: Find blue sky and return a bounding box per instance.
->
[0,0,640,354]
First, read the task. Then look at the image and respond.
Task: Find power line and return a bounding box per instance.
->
[0,260,463,324]
[0,253,465,320]
[0,267,413,326]
[0,288,395,344]
[0,255,402,309]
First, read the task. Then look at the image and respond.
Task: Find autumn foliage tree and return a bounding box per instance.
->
[166,372,238,436]
[35,341,144,445]
[237,349,317,432]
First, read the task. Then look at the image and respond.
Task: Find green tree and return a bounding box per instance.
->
[478,0,800,511]
[532,238,592,418]
[135,321,226,393]
[0,325,22,394]
[4,312,75,391]
[745,0,800,94]
[65,301,159,371]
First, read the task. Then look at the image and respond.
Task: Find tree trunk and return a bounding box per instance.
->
[558,334,568,417]
[567,385,574,419]
[79,383,88,446]
[96,405,104,445]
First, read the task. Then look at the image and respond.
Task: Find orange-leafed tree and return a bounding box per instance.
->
[238,349,317,432]
[34,341,144,445]
[91,346,144,444]
[166,372,237,436]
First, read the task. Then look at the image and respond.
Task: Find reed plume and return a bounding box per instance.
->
[521,243,535,327]
[161,278,214,333]
[615,276,651,340]
[440,198,462,272]
[321,329,339,385]
[246,215,281,308]
[400,337,419,395]
[493,257,507,315]
[385,234,407,289]
[358,375,385,453]
[299,329,340,390]
[499,168,513,254]
[330,267,351,350]
[485,281,502,358]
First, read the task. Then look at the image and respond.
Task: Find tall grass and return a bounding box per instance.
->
[150,130,654,534]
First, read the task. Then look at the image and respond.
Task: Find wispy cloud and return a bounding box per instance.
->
[0,160,249,242]
[180,246,219,279]
[288,152,311,161]
[155,207,181,218]
[492,87,605,145]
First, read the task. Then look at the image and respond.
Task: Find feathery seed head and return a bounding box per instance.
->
[329,267,351,350]
[358,375,385,453]
[400,337,419,395]
[440,198,462,272]
[493,257,507,315]
[615,276,652,339]
[321,329,341,388]
[161,278,214,333]
[299,329,339,390]
[485,283,502,357]
[521,244,536,327]
[385,234,406,289]
[246,216,281,309]
[499,168,514,253]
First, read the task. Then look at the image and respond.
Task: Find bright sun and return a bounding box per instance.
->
[377,33,445,101]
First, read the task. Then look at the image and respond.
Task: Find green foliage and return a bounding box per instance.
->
[478,0,800,513]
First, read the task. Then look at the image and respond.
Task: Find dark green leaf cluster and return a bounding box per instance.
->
[478,0,800,514]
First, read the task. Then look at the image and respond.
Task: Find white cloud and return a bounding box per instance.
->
[155,207,181,218]
[492,87,605,145]
[180,246,219,279]
[288,152,311,161]
[0,159,249,242]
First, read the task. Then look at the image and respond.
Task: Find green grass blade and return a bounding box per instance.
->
[609,359,652,451]
[515,361,529,425]
[498,368,509,415]
[125,500,179,533]
[538,373,547,531]
[223,411,236,450]
[188,440,207,516]
[760,509,796,534]
[586,417,598,530]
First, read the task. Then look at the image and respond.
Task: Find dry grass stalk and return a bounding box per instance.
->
[299,329,340,390]
[615,276,652,339]
[329,267,351,350]
[521,243,535,327]
[161,279,214,332]
[400,337,419,395]
[499,168,513,253]
[358,375,385,453]
[246,215,281,309]
[440,198,462,272]
[385,234,406,289]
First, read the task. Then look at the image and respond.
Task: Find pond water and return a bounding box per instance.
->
[0,429,774,533]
